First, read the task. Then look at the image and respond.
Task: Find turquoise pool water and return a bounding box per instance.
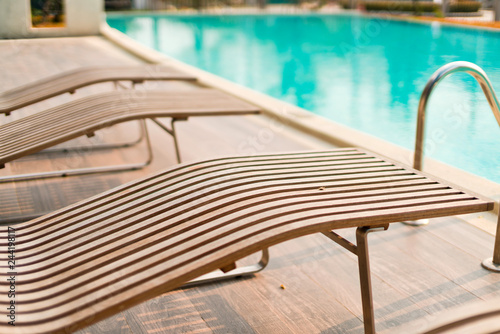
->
[107,14,500,183]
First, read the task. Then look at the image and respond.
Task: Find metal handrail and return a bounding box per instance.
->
[413,61,500,272]
[413,61,500,171]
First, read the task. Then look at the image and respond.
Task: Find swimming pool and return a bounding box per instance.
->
[107,13,500,183]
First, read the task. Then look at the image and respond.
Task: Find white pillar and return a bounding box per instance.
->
[441,0,449,16]
[133,0,148,10]
[495,0,500,22]
[0,0,104,39]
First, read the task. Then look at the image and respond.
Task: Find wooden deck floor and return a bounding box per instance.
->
[0,37,499,334]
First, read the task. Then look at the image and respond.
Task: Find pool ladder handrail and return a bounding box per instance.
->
[414,61,500,170]
[412,61,500,272]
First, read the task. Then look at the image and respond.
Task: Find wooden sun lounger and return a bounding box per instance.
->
[0,65,198,166]
[0,65,196,115]
[0,148,494,334]
[0,88,260,182]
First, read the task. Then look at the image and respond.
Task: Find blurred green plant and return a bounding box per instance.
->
[30,0,65,27]
[361,0,481,13]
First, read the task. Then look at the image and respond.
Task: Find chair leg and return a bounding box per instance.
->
[151,117,188,163]
[323,225,388,334]
[0,120,154,183]
[356,226,386,334]
[181,248,270,288]
[170,118,182,164]
[482,213,500,272]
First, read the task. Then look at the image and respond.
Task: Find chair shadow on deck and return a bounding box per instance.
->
[0,176,122,223]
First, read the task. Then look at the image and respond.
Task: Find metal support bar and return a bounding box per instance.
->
[323,225,389,334]
[37,120,146,154]
[482,213,500,272]
[322,230,357,254]
[151,117,188,164]
[181,248,270,288]
[37,80,147,154]
[0,120,153,183]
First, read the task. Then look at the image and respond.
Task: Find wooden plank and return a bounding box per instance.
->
[376,223,500,302]
[116,290,213,334]
[423,216,496,261]
[182,258,359,334]
[367,230,479,314]
[73,311,131,334]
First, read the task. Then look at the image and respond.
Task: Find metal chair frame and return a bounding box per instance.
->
[0,117,188,184]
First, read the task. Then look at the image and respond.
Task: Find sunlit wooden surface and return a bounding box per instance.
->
[0,36,498,334]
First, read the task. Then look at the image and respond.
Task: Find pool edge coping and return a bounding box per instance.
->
[100,21,500,233]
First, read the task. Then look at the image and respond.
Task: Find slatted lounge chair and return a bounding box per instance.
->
[0,148,494,334]
[0,88,260,182]
[0,65,198,161]
[0,65,196,116]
